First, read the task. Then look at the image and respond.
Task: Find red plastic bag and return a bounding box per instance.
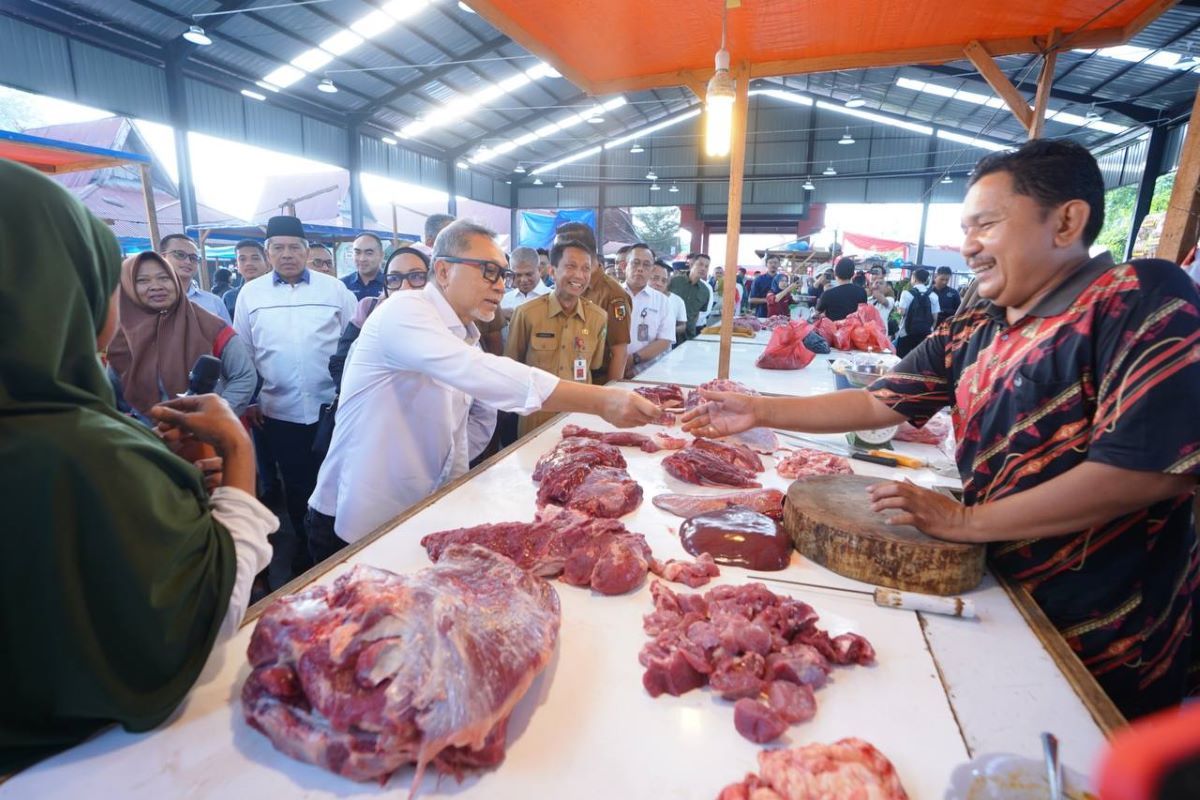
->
[812,316,836,344]
[756,321,816,370]
[831,304,893,353]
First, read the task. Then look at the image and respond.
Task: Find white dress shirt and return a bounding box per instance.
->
[665,290,688,328]
[695,279,715,327]
[501,283,550,309]
[188,283,232,324]
[209,486,277,639]
[623,284,677,358]
[233,270,357,424]
[310,285,560,543]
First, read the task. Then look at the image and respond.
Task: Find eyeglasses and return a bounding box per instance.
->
[310,258,333,268]
[165,250,200,264]
[435,255,512,285]
[386,270,428,288]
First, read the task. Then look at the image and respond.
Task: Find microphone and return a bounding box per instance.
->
[187,354,222,396]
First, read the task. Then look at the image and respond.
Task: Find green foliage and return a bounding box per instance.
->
[632,206,682,256]
[1095,171,1176,258]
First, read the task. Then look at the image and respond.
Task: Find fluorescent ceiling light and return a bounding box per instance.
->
[750,89,813,107]
[531,146,602,175]
[492,141,518,155]
[605,108,701,149]
[382,136,398,144]
[255,81,281,93]
[526,62,560,80]
[320,29,365,56]
[814,99,933,135]
[401,68,561,139]
[241,89,267,101]
[262,64,305,89]
[350,10,397,38]
[382,0,429,21]
[291,48,333,72]
[936,129,1010,152]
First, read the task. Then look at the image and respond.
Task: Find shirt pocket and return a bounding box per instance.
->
[528,335,560,372]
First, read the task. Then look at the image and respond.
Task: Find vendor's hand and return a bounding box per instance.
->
[150,394,249,454]
[244,403,265,428]
[602,389,664,428]
[195,456,224,493]
[679,389,760,437]
[867,480,977,542]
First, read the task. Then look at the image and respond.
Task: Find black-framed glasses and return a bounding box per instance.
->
[386,270,428,288]
[165,250,200,264]
[435,255,512,285]
[310,258,334,268]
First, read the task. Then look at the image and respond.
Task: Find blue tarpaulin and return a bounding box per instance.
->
[518,209,597,249]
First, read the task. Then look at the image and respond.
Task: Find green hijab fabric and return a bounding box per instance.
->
[0,161,237,772]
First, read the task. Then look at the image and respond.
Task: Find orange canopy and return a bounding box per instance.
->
[470,0,1176,95]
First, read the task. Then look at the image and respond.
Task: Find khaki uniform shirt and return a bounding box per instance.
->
[582,271,631,383]
[505,292,607,437]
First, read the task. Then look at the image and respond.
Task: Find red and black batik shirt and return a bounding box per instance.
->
[868,253,1200,718]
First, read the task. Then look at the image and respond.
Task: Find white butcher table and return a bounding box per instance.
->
[3,391,1117,799]
[695,328,773,345]
[637,338,852,397]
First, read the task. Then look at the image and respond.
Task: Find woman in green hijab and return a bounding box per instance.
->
[0,161,277,773]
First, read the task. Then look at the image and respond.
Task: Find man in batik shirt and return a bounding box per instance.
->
[681,139,1200,719]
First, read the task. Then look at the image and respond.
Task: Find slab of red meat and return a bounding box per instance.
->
[531,437,625,482]
[684,378,759,410]
[560,423,660,453]
[554,465,643,517]
[654,432,688,450]
[775,447,853,479]
[633,383,686,408]
[664,447,762,488]
[652,489,785,520]
[717,737,909,800]
[242,550,560,790]
[650,553,721,588]
[639,581,874,744]
[422,507,652,595]
[690,437,765,472]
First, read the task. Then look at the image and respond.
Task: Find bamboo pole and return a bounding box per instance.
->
[1029,30,1059,140]
[1157,85,1200,263]
[717,63,751,380]
[139,164,161,254]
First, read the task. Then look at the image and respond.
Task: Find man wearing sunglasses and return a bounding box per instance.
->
[307,220,662,559]
[159,233,231,323]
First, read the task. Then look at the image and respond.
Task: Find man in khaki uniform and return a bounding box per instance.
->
[506,238,608,437]
[552,221,631,383]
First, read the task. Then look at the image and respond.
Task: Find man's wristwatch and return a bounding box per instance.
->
[632,352,643,366]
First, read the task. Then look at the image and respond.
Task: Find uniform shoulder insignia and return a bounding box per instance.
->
[611,300,629,321]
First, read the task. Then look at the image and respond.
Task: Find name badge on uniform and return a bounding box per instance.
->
[573,358,588,381]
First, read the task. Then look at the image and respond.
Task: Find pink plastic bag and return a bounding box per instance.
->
[756,321,817,370]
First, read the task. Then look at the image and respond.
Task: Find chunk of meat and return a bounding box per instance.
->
[549,465,643,518]
[422,507,653,595]
[650,553,721,588]
[242,550,560,789]
[685,379,759,410]
[664,447,762,488]
[733,698,788,744]
[560,424,661,453]
[775,448,853,480]
[532,437,625,482]
[725,427,780,454]
[633,383,686,408]
[709,653,767,700]
[654,432,688,450]
[690,437,764,473]
[719,738,909,800]
[765,645,830,689]
[652,489,785,520]
[765,680,817,724]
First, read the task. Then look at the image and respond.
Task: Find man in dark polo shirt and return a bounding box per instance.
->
[341,233,386,300]
[815,256,869,321]
[681,138,1200,719]
[668,253,712,339]
[749,255,781,317]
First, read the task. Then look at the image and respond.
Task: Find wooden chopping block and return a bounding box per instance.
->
[783,474,985,596]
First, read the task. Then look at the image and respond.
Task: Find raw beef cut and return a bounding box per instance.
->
[639,581,874,744]
[717,738,909,800]
[560,424,660,453]
[775,448,853,479]
[685,379,759,410]
[894,411,951,445]
[664,447,762,488]
[651,553,721,588]
[552,465,643,517]
[242,550,560,791]
[532,437,625,482]
[652,489,785,519]
[654,432,688,450]
[633,383,686,408]
[690,437,765,473]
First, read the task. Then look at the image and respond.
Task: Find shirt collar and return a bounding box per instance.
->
[348,272,383,288]
[273,269,311,285]
[425,284,479,344]
[547,291,587,320]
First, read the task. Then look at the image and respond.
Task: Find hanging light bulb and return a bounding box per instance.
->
[183,25,212,46]
[554,180,564,189]
[630,142,644,154]
[650,182,661,191]
[704,7,736,158]
[318,78,338,93]
[823,162,837,176]
[838,127,854,145]
[645,169,658,181]
[845,95,866,108]
[532,177,544,185]
[669,182,679,193]
[513,164,526,173]
[940,175,953,184]
[1085,104,1102,121]
[802,177,816,191]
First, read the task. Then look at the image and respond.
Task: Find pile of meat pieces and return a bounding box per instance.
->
[718,738,909,800]
[533,437,643,518]
[775,447,853,480]
[639,580,875,744]
[422,506,719,595]
[664,437,765,488]
[241,549,560,787]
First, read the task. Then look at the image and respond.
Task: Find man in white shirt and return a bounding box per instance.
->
[650,259,688,344]
[500,246,551,319]
[623,244,676,376]
[233,215,357,578]
[305,220,663,560]
[895,267,941,358]
[159,233,232,323]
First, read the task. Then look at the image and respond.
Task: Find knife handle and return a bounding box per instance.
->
[868,450,924,469]
[852,452,899,467]
[873,587,977,618]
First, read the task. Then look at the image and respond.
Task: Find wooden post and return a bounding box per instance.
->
[964,40,1033,133]
[1029,30,1059,140]
[1158,87,1200,263]
[139,164,161,253]
[717,63,751,380]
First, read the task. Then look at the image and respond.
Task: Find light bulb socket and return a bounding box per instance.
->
[630,143,644,154]
[318,78,338,93]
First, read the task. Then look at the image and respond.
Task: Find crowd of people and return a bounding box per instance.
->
[3,137,1197,773]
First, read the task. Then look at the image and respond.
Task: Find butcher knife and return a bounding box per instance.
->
[774,430,958,477]
[748,574,977,619]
